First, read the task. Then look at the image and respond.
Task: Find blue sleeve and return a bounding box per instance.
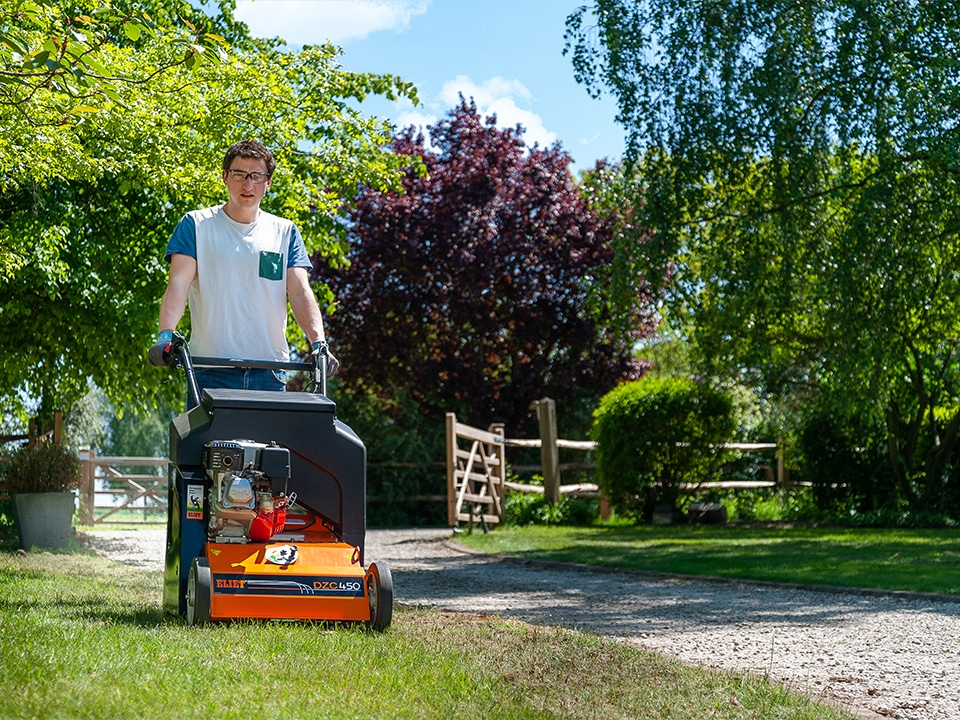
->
[165,215,197,262]
[287,224,312,269]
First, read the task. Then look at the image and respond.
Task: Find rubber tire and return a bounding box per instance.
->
[186,557,212,626]
[366,562,393,631]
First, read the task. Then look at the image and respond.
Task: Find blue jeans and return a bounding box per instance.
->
[194,368,286,396]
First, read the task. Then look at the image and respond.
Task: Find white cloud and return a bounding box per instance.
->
[437,75,557,148]
[438,75,532,108]
[395,109,438,136]
[578,131,602,147]
[386,76,557,151]
[233,0,430,45]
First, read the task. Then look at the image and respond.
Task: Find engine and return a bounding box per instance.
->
[202,439,292,543]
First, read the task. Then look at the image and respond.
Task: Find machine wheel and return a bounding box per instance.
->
[186,557,212,626]
[366,562,393,631]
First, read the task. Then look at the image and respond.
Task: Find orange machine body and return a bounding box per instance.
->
[204,524,372,623]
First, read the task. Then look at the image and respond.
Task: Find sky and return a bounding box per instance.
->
[231,0,625,173]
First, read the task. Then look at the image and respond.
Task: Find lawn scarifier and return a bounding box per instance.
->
[160,333,392,629]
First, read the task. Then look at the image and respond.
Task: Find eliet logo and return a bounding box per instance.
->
[216,578,246,589]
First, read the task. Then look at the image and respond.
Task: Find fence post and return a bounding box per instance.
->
[599,492,612,522]
[537,398,560,505]
[79,446,95,525]
[488,422,506,524]
[777,439,787,488]
[445,413,458,527]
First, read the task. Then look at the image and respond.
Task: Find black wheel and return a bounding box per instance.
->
[366,562,393,631]
[186,557,211,626]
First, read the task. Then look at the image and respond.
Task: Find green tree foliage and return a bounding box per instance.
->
[566,1,960,516]
[0,0,420,423]
[591,377,735,522]
[796,405,895,519]
[321,100,655,437]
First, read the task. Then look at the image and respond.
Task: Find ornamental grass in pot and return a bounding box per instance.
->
[4,443,81,550]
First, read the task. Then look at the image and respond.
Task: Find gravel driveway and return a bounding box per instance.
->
[83,527,960,720]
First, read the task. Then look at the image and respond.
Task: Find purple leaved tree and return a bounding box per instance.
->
[317,99,656,435]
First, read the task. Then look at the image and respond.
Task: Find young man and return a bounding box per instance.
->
[148,140,336,391]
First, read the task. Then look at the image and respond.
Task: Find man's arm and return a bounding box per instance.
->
[287,265,325,344]
[158,253,197,332]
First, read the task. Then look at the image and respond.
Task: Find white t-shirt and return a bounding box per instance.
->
[164,206,312,361]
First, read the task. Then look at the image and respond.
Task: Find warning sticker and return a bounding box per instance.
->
[186,484,204,520]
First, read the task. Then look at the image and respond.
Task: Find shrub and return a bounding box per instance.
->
[334,385,448,527]
[591,377,735,522]
[795,407,897,517]
[504,489,599,527]
[4,444,82,494]
[709,485,823,523]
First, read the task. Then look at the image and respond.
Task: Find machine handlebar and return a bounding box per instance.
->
[168,333,328,409]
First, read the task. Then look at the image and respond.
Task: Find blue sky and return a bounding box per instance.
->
[232,0,625,173]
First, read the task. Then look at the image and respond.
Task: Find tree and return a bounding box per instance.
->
[566,1,960,516]
[0,0,420,423]
[319,100,654,435]
[0,0,228,279]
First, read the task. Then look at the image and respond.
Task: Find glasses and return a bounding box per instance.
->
[225,169,270,184]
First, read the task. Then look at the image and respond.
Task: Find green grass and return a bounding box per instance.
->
[456,523,960,595]
[0,547,856,720]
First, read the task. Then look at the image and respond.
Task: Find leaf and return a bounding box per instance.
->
[0,30,30,55]
[123,22,142,42]
[98,84,124,105]
[27,50,51,69]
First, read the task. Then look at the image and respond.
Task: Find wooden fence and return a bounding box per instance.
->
[77,449,168,525]
[446,397,785,530]
[0,411,64,452]
[446,400,604,529]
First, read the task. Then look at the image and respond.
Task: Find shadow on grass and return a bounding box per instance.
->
[492,525,960,594]
[0,596,167,627]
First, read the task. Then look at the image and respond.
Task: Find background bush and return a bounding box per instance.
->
[333,385,448,527]
[591,377,735,522]
[503,479,600,527]
[795,406,898,519]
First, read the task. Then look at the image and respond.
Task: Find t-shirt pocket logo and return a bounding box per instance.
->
[259,251,284,281]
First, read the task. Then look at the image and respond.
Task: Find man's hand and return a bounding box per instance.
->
[148,330,174,367]
[311,340,340,377]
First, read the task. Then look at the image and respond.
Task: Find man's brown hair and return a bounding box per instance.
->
[222,140,276,176]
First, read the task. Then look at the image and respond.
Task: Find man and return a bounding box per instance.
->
[148,140,336,391]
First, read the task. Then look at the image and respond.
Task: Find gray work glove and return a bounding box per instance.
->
[311,340,339,377]
[148,330,175,367]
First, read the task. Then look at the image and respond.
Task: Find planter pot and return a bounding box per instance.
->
[652,501,679,525]
[11,492,76,550]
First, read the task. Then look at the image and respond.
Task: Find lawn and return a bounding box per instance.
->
[456,523,960,595]
[0,544,856,720]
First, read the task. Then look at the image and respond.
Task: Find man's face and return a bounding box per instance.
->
[222,157,271,214]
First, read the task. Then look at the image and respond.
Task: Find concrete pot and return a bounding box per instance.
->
[12,492,76,550]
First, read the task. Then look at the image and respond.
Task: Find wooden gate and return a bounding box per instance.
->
[445,413,506,528]
[78,449,168,525]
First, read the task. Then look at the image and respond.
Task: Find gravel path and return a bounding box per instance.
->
[83,527,960,720]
